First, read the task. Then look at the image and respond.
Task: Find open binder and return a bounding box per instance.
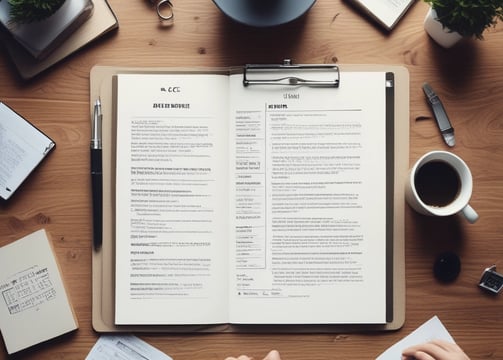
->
[90,62,409,332]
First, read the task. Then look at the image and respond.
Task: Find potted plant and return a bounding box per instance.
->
[423,0,503,48]
[0,0,66,24]
[0,0,94,60]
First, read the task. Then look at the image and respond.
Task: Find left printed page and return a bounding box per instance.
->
[0,229,78,354]
[115,73,231,325]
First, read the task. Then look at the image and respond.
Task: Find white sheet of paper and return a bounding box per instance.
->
[114,71,389,325]
[85,334,172,360]
[0,102,55,200]
[354,0,414,29]
[376,316,455,359]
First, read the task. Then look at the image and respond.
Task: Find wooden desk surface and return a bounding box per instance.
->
[1,1,503,359]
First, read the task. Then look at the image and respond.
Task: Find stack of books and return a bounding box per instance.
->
[0,0,118,80]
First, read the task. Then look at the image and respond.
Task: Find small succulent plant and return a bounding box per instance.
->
[0,0,66,24]
[424,0,503,39]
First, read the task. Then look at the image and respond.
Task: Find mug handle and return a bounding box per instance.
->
[461,204,479,224]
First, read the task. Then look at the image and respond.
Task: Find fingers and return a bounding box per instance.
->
[401,350,436,360]
[402,340,470,360]
[225,350,281,360]
[402,342,449,359]
[263,350,282,360]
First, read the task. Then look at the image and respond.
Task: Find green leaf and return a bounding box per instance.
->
[424,0,503,38]
[4,0,67,24]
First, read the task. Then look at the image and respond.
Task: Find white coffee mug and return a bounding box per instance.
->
[405,151,479,223]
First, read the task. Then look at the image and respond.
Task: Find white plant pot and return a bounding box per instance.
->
[424,7,463,48]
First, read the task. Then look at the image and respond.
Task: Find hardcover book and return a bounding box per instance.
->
[0,229,78,354]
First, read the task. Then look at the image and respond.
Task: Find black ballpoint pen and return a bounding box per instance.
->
[422,82,455,147]
[91,98,103,251]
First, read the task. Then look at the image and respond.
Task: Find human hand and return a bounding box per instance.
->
[224,350,282,360]
[401,339,470,360]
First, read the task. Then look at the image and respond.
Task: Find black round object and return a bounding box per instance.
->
[433,252,461,283]
[212,0,317,27]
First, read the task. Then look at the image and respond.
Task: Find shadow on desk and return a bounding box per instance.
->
[212,11,314,65]
[413,213,466,254]
[426,39,479,90]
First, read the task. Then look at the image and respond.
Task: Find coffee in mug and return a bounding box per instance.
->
[405,151,478,223]
[414,160,461,207]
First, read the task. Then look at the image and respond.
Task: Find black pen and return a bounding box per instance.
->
[91,98,103,251]
[422,82,455,147]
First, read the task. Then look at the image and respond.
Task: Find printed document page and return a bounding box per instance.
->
[227,71,388,324]
[115,74,230,325]
[115,70,390,326]
[0,102,55,200]
[86,334,173,360]
[354,0,414,29]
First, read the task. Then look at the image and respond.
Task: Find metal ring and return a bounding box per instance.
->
[156,0,174,21]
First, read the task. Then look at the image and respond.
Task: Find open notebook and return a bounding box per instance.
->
[90,63,409,332]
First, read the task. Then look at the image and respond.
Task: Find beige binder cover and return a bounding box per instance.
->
[90,64,409,332]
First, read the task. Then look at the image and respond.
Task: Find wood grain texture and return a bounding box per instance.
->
[1,0,503,359]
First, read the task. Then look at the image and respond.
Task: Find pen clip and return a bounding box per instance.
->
[91,99,102,150]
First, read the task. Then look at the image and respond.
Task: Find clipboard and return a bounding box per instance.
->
[90,62,409,333]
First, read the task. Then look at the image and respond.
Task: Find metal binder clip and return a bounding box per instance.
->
[243,59,340,87]
[479,265,503,294]
[150,0,174,22]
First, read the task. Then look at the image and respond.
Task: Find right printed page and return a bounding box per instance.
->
[228,71,390,324]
